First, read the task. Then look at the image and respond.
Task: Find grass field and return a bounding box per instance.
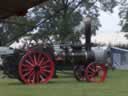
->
[0,70,128,96]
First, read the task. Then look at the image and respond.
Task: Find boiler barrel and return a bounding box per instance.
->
[91,47,110,64]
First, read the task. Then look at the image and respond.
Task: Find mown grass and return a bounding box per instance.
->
[0,70,128,96]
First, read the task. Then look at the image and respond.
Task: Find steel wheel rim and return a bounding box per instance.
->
[85,63,107,83]
[19,50,54,84]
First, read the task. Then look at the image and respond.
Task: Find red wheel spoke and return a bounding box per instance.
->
[42,73,47,78]
[41,66,50,69]
[23,69,33,77]
[28,55,35,65]
[42,60,50,66]
[88,70,95,74]
[40,68,50,74]
[31,72,36,84]
[36,72,40,83]
[40,67,44,73]
[22,68,33,73]
[91,65,95,69]
[43,69,51,73]
[88,67,95,72]
[88,74,95,78]
[39,68,48,77]
[88,66,96,72]
[27,71,34,81]
[22,64,33,71]
[40,75,45,82]
[96,66,102,72]
[39,58,45,65]
[25,60,34,66]
[38,53,42,63]
[33,55,38,65]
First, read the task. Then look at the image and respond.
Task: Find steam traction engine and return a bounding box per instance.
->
[1,18,107,84]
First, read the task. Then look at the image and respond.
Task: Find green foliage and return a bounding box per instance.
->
[0,16,35,46]
[119,0,128,32]
[0,0,118,45]
[29,0,117,43]
[30,0,83,43]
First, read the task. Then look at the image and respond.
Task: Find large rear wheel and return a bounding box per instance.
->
[18,50,54,84]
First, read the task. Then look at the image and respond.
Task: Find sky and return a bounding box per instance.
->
[77,6,128,45]
[75,6,122,34]
[98,7,121,33]
[92,7,128,45]
[92,32,128,45]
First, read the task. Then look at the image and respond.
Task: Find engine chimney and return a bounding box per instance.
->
[84,17,92,51]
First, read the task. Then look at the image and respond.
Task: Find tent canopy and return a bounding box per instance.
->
[0,0,47,19]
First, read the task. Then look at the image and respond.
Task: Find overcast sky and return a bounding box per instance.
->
[92,7,128,45]
[98,7,121,33]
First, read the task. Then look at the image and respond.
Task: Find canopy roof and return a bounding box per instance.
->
[0,0,47,19]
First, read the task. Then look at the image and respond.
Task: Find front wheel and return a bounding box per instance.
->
[85,63,107,83]
[73,65,86,81]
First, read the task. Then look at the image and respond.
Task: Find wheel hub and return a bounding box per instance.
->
[34,66,40,72]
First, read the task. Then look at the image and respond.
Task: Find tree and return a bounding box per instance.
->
[119,0,128,32]
[0,16,35,46]
[0,0,118,46]
[28,0,118,43]
[29,0,83,43]
[118,0,128,39]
